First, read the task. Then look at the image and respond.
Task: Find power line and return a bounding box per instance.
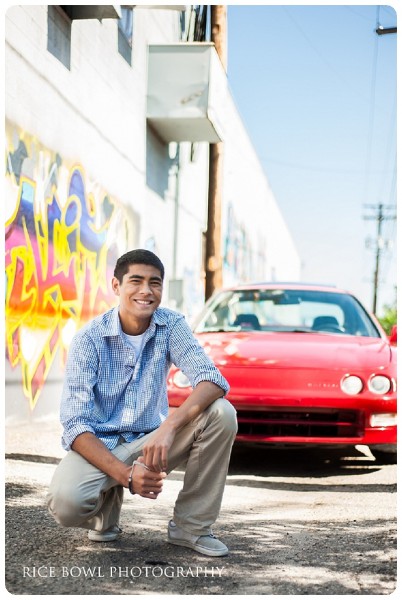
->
[259,155,394,175]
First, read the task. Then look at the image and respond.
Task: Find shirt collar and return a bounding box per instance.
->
[102,306,168,337]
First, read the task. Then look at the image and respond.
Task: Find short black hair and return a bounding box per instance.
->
[114,249,165,283]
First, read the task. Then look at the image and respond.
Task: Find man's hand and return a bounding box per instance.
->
[141,381,225,472]
[131,456,166,499]
[142,422,176,472]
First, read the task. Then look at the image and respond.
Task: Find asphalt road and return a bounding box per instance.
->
[5,421,397,596]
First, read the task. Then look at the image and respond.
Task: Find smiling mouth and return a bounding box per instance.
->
[134,299,153,306]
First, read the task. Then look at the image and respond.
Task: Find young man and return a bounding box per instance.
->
[46,249,237,557]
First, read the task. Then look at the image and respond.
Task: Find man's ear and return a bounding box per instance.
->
[112,277,120,296]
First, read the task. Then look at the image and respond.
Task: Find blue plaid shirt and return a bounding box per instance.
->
[60,306,230,450]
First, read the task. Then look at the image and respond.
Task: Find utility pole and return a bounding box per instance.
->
[364,203,396,315]
[205,5,227,301]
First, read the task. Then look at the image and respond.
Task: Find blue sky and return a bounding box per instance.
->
[226,3,397,315]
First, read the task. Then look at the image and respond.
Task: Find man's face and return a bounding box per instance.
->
[112,263,163,327]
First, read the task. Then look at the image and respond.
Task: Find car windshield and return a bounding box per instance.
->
[194,288,381,338]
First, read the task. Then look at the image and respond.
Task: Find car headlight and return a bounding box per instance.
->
[341,375,364,395]
[368,375,392,395]
[172,370,191,388]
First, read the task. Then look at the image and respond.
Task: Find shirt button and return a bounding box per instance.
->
[129,355,134,361]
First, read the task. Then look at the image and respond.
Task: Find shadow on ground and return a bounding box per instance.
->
[5,457,397,597]
[228,442,382,476]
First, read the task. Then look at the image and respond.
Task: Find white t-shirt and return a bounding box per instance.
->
[122,331,145,361]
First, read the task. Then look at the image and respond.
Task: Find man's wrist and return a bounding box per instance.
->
[128,462,136,494]
[161,414,181,434]
[127,460,152,494]
[117,464,133,488]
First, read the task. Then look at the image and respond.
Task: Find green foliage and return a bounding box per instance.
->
[377,305,397,336]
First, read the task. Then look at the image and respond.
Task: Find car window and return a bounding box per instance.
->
[194,289,381,338]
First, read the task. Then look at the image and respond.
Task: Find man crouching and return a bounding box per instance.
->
[46,249,237,556]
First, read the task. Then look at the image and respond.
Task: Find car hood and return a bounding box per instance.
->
[196,331,393,371]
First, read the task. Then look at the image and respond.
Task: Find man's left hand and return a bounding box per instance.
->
[142,422,176,472]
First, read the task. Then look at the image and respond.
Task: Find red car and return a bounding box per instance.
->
[168,284,397,463]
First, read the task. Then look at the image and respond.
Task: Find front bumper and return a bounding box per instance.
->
[233,403,396,445]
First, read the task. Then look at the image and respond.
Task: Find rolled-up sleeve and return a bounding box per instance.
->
[60,332,98,450]
[168,316,230,395]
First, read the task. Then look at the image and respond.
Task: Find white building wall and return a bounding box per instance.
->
[5,5,193,421]
[166,142,210,320]
[5,5,181,213]
[5,5,300,422]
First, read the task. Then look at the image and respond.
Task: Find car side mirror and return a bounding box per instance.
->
[389,325,397,346]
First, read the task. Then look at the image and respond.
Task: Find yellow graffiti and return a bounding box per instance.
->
[5,123,134,408]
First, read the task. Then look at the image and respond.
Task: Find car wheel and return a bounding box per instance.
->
[369,447,397,464]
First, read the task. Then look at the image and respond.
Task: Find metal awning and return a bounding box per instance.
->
[146,43,228,143]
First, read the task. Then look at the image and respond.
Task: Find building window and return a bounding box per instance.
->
[47,6,71,69]
[118,7,133,65]
[181,5,208,42]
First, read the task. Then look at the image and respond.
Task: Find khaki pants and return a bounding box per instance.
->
[46,398,237,536]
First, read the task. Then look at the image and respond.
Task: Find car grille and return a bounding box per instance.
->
[236,408,361,438]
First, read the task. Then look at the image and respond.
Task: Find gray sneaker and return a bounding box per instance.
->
[167,520,228,556]
[88,525,122,542]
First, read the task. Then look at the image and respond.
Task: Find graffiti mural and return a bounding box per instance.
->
[5,122,135,408]
[223,203,267,284]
